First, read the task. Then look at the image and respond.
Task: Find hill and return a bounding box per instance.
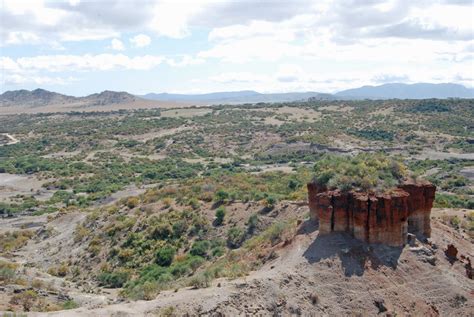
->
[0,89,77,108]
[335,83,474,99]
[0,89,184,114]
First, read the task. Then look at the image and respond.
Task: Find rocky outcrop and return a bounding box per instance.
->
[307,182,436,247]
[400,182,436,237]
[445,244,458,264]
[307,183,326,221]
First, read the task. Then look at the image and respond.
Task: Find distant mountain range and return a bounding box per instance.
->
[141,91,333,103]
[141,83,474,103]
[335,83,474,99]
[1,83,473,114]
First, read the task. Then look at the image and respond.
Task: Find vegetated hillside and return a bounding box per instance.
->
[0,98,472,314]
[335,83,474,99]
[1,184,472,315]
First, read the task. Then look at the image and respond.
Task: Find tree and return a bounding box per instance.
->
[214,206,226,226]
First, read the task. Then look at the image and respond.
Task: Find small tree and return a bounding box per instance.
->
[214,206,226,226]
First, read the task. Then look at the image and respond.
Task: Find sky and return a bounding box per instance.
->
[1,0,473,96]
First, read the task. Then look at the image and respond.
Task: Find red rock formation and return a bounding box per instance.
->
[445,244,458,264]
[400,182,436,237]
[307,182,326,222]
[307,182,436,247]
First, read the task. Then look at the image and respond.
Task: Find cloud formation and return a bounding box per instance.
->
[110,39,125,51]
[1,0,472,92]
[130,34,151,48]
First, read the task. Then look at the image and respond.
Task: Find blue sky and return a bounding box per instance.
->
[1,0,473,96]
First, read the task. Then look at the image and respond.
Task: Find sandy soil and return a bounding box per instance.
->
[0,173,53,202]
[416,150,474,160]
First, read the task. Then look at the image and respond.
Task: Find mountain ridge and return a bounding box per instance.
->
[335,83,474,99]
[0,89,139,108]
[2,83,473,110]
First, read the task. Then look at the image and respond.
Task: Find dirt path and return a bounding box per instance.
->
[0,133,19,146]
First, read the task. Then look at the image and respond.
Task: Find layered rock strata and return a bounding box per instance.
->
[307,182,436,246]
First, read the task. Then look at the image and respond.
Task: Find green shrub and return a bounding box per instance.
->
[0,267,15,282]
[156,246,175,266]
[190,240,210,257]
[312,153,407,192]
[214,206,226,226]
[98,271,130,288]
[214,189,229,204]
[188,271,212,288]
[227,227,246,249]
[247,214,258,234]
[62,300,79,310]
[264,195,277,209]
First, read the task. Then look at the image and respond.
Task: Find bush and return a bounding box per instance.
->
[264,195,277,209]
[9,290,38,311]
[47,263,68,277]
[98,271,130,288]
[0,267,15,283]
[450,216,461,228]
[214,189,229,204]
[214,206,226,226]
[190,240,210,257]
[62,300,79,310]
[126,197,139,209]
[156,246,175,266]
[188,271,212,288]
[227,227,246,249]
[247,214,258,234]
[312,153,407,192]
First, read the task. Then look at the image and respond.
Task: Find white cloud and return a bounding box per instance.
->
[130,34,151,48]
[4,53,203,73]
[1,0,473,91]
[110,38,125,51]
[197,63,474,93]
[4,74,76,86]
[4,32,41,45]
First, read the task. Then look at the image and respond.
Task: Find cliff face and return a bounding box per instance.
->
[307,182,326,221]
[307,182,436,247]
[400,183,436,237]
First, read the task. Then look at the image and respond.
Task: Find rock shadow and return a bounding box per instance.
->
[303,232,403,277]
[297,219,319,235]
